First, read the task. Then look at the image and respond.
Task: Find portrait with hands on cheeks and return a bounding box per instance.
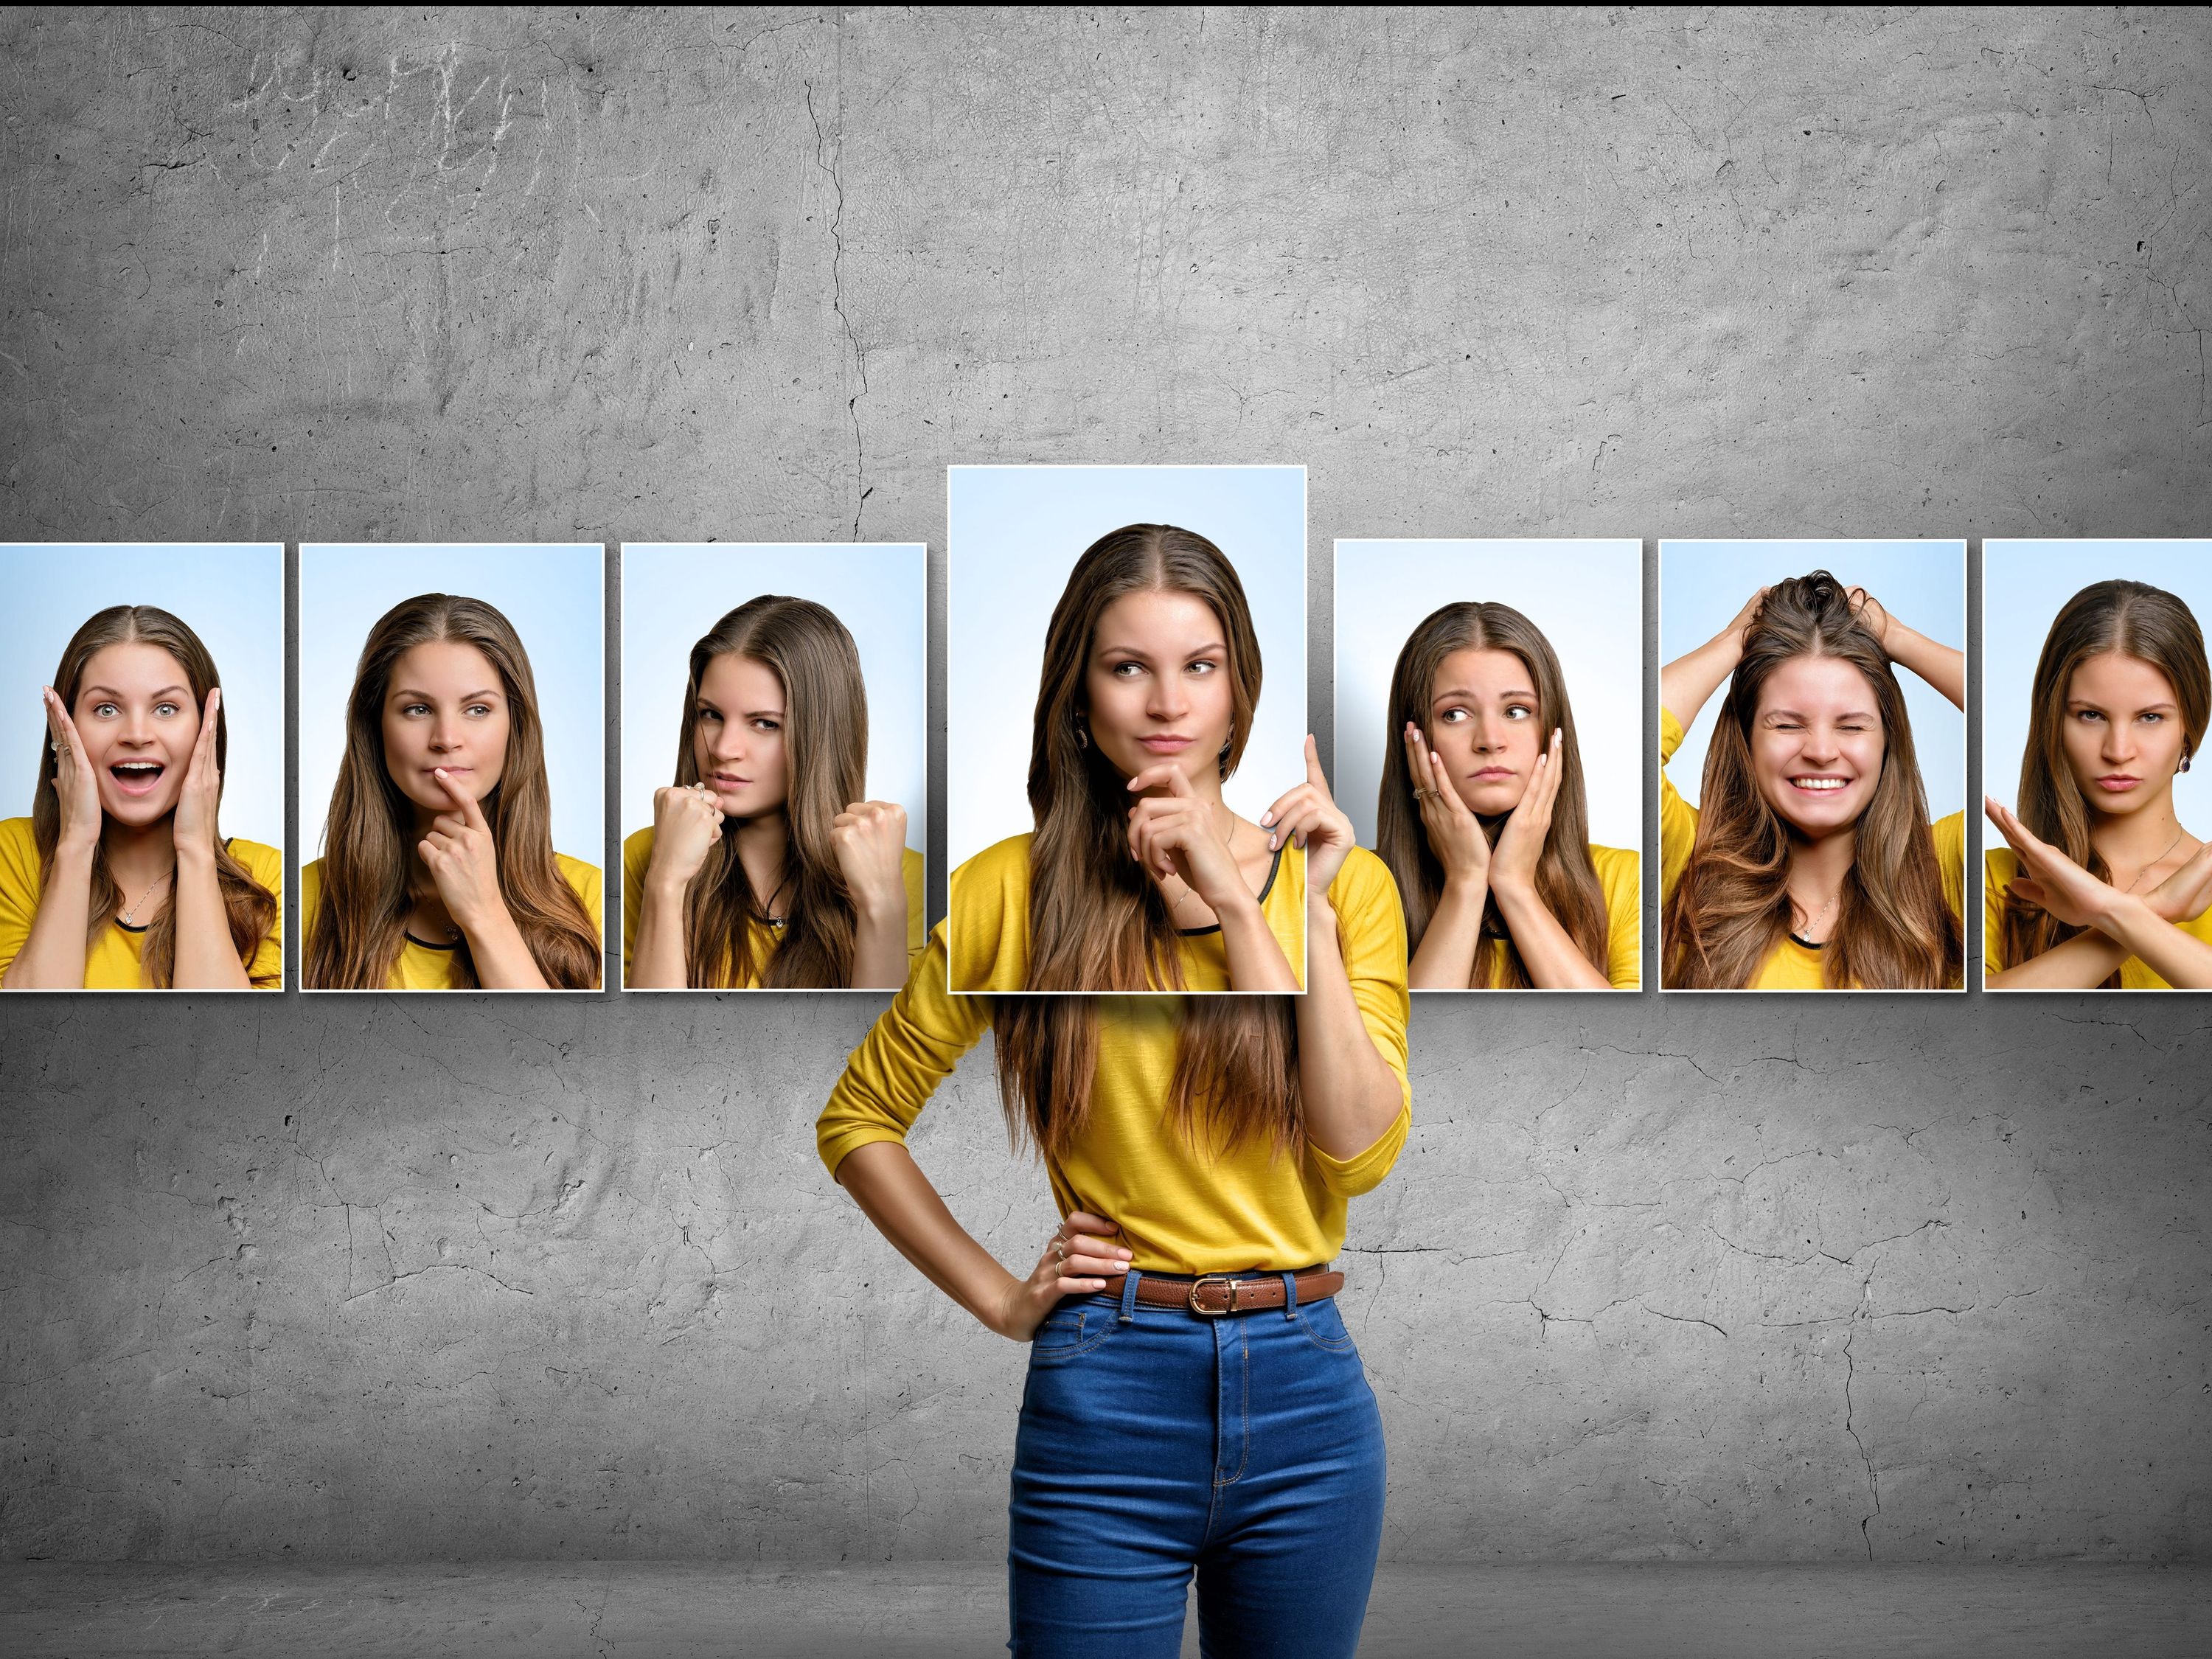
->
[297,544,605,993]
[1983,540,2212,990]
[1659,541,1967,992]
[619,544,926,992]
[0,544,284,992]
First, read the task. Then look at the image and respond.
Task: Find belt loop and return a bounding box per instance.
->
[1118,1267,1142,1325]
[1280,1270,1299,1320]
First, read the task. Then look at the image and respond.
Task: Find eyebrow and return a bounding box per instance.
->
[2070,698,2177,712]
[83,684,189,700]
[392,686,501,702]
[1097,639,1228,659]
[1764,709,1878,722]
[1432,685,1535,705]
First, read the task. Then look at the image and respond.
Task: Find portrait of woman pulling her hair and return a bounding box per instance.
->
[622,594,922,990]
[1,605,279,990]
[1986,579,2212,989]
[1661,571,1966,990]
[1377,600,1640,989]
[302,593,602,991]
[817,524,1411,1655]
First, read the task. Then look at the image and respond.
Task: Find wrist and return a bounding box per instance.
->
[852,881,905,923]
[2095,891,2150,939]
[645,869,695,904]
[174,841,219,875]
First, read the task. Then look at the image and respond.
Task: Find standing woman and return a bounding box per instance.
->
[1986,579,2212,988]
[817,524,1411,1655]
[1661,571,1965,990]
[623,595,921,989]
[303,594,602,990]
[1377,600,1638,989]
[1,605,279,989]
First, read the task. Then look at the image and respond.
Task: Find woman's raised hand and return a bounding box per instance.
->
[830,799,909,911]
[420,766,507,931]
[1986,796,2118,931]
[171,687,223,858]
[1262,734,1357,897]
[1125,762,1248,914]
[41,688,101,852]
[2140,840,2212,925]
[1846,585,1893,648]
[1403,720,1488,888]
[992,1210,1131,1342]
[1489,727,1563,897]
[648,782,725,889]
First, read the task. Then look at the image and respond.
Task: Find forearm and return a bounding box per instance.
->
[628,879,690,988]
[849,892,908,990]
[1295,899,1404,1160]
[1218,897,1301,992]
[1885,622,1966,711]
[170,850,250,989]
[1407,874,1486,989]
[1491,883,1612,990]
[462,907,553,990]
[1987,928,2131,990]
[1,844,94,989]
[834,1140,1018,1330]
[2093,896,2212,989]
[1660,633,1740,732]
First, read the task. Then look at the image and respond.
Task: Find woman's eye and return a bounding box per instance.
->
[1436,708,1467,724]
[155,701,181,717]
[754,719,781,733]
[1503,705,1531,721]
[698,709,721,724]
[1186,660,1215,675]
[466,703,493,717]
[1112,661,1143,678]
[91,701,118,718]
[401,702,430,717]
[2075,709,2104,723]
[2141,712,2164,723]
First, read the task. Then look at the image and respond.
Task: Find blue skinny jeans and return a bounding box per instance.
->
[1007,1270,1387,1658]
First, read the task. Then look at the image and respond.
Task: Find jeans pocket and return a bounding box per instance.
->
[1293,1295,1360,1353]
[1028,1301,1113,1364]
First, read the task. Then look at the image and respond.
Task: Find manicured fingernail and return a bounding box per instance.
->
[1116,1248,1132,1259]
[1259,810,1274,826]
[1268,834,1279,850]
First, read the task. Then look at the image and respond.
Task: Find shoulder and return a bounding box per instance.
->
[554,852,603,897]
[0,816,36,873]
[1589,843,1640,884]
[226,837,285,891]
[1984,845,2021,882]
[1324,844,1400,917]
[950,832,1033,899]
[1931,810,1966,861]
[901,844,925,889]
[622,825,655,873]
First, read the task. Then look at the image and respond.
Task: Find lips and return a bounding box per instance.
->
[2096,775,2141,793]
[708,772,752,789]
[108,760,166,798]
[1469,766,1514,781]
[1787,776,1854,793]
[1138,735,1194,754]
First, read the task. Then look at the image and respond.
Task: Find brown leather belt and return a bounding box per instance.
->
[1128,1267,1344,1317]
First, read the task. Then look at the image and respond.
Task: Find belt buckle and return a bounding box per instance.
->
[1188,1275,1238,1317]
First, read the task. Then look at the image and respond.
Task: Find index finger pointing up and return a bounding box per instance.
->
[1304,733,1327,790]
[434,765,490,830]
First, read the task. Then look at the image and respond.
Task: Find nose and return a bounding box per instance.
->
[2100,723,2135,765]
[1468,712,1506,752]
[1147,674,1188,721]
[428,713,463,753]
[1798,726,1842,765]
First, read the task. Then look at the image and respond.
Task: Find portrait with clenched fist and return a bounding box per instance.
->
[619,545,925,992]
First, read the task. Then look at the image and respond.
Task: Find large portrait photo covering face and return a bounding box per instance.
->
[1336,539,1644,991]
[298,544,606,992]
[1659,540,1967,992]
[945,465,1328,997]
[1984,539,2212,991]
[0,543,284,992]
[619,543,926,992]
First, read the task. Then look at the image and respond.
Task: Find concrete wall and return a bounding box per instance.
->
[2,7,2207,1564]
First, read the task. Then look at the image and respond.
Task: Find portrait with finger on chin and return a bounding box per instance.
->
[298,545,606,992]
[0,543,285,992]
[618,543,926,992]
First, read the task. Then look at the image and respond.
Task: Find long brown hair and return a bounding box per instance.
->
[1663,571,1961,990]
[35,605,278,987]
[1375,602,1610,987]
[305,593,601,990]
[991,524,1301,1161]
[2001,579,2210,982]
[672,596,870,988]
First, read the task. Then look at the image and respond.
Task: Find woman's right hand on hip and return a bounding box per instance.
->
[992,1210,1131,1341]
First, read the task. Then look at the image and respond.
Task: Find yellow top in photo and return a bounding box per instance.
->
[1660,709,1964,990]
[619,827,924,989]
[1467,844,1642,991]
[1983,848,2212,989]
[0,816,282,989]
[299,853,601,991]
[815,839,1411,1276]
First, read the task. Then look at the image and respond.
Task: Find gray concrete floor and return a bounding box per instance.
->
[1,1561,2205,1657]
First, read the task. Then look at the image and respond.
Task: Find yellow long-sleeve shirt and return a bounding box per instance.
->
[1660,708,1964,989]
[301,853,601,990]
[0,816,282,989]
[1984,847,2212,988]
[620,827,924,987]
[1464,843,1641,990]
[816,834,1412,1276]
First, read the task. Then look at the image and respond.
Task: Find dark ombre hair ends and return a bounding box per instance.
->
[2002,580,2210,983]
[1662,571,1961,990]
[991,524,1301,1161]
[672,595,870,988]
[35,605,278,986]
[1374,602,1610,987]
[304,593,600,990]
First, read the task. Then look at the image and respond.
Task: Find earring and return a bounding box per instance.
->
[2183,750,2193,774]
[1074,715,1090,752]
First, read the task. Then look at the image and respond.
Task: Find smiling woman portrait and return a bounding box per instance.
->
[0,604,280,990]
[1985,575,2212,990]
[1660,567,1966,991]
[302,592,602,991]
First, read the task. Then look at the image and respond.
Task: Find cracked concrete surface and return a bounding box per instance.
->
[1,8,2209,1567]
